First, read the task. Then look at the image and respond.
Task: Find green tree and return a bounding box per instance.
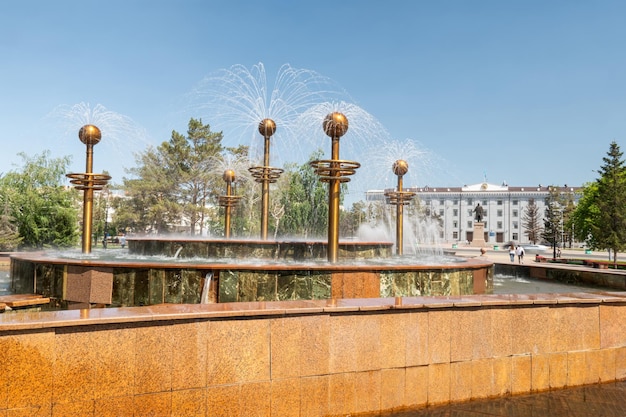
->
[122,147,181,234]
[522,198,542,244]
[122,118,223,234]
[160,118,223,235]
[278,151,329,238]
[560,189,577,248]
[340,200,367,238]
[570,182,599,248]
[0,200,22,250]
[590,141,626,265]
[541,186,564,259]
[0,151,79,248]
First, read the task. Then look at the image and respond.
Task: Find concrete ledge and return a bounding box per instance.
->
[1,293,626,415]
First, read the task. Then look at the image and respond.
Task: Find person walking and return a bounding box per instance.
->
[509,245,515,262]
[516,245,525,264]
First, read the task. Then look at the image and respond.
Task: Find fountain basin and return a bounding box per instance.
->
[127,237,395,259]
[10,244,493,309]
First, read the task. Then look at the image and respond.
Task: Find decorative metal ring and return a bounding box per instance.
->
[309,159,360,183]
[248,166,285,183]
[66,173,112,191]
[384,190,417,205]
[218,195,243,207]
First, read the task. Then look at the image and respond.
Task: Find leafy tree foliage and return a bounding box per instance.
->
[0,200,22,250]
[277,151,329,238]
[570,182,599,248]
[0,151,79,248]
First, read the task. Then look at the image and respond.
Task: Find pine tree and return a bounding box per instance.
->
[592,141,626,265]
[522,198,542,244]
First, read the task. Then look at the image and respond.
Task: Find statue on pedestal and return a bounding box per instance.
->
[473,203,484,223]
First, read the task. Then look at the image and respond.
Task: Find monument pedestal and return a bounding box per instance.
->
[471,222,486,247]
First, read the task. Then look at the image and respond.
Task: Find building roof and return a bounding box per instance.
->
[367,182,582,196]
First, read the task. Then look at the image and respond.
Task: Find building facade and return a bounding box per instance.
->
[366,182,581,245]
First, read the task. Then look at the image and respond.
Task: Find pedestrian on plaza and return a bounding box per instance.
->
[509,245,515,262]
[516,245,525,264]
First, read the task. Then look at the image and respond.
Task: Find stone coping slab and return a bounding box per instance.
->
[1,291,625,332]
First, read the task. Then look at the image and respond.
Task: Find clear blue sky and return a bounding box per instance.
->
[1,0,625,202]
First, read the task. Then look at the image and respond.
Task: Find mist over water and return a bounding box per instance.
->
[0,269,10,295]
[46,102,153,181]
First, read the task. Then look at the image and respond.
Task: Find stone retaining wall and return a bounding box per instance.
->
[1,293,626,416]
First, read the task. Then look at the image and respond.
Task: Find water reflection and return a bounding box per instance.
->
[0,267,9,296]
[492,273,607,294]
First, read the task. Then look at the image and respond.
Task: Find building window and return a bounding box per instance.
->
[453,231,458,240]
[453,200,458,205]
[484,222,488,229]
[497,221,503,229]
[513,200,518,206]
[513,209,518,217]
[497,210,503,217]
[467,199,473,205]
[467,221,473,229]
[483,200,488,205]
[439,209,444,216]
[513,221,518,229]
[467,209,473,217]
[512,232,518,240]
[497,200,503,205]
[453,209,458,217]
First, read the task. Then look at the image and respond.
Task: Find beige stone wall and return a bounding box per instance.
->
[1,296,626,416]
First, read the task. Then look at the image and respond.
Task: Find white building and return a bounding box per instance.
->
[366,182,581,245]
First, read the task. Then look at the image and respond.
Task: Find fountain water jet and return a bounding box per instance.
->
[10,71,493,308]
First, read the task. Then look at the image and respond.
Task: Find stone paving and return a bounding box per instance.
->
[394,380,626,416]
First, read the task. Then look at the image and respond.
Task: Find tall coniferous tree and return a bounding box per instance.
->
[541,187,563,259]
[522,198,542,244]
[123,118,223,235]
[592,141,626,265]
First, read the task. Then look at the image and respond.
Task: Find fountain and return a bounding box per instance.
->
[65,124,111,254]
[217,169,242,238]
[10,113,493,309]
[384,160,417,256]
[248,118,283,239]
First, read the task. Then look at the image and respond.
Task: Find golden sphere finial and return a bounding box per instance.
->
[78,124,102,146]
[258,119,276,138]
[223,169,236,183]
[392,160,409,177]
[323,112,349,138]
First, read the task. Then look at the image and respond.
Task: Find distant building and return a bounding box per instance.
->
[365,182,582,245]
